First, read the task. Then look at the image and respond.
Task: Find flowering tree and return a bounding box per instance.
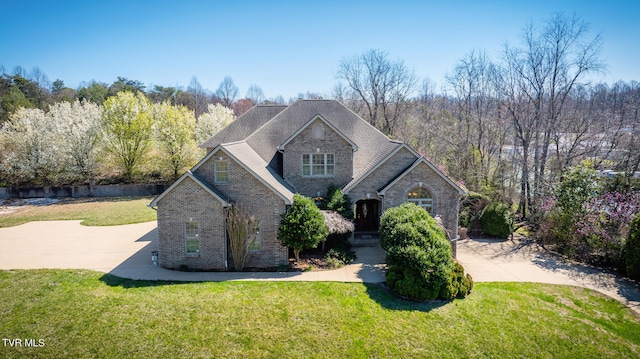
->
[195,103,234,145]
[101,91,154,181]
[49,100,102,181]
[575,191,640,264]
[0,107,65,185]
[154,102,197,179]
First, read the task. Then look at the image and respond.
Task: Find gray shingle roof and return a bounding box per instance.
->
[200,104,287,148]
[201,99,414,192]
[220,141,295,204]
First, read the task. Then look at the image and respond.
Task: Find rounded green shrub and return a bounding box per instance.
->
[380,202,472,301]
[380,202,442,250]
[625,215,640,281]
[480,202,515,239]
[278,194,328,261]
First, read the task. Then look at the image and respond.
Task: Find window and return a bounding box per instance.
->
[185,221,200,254]
[302,153,335,177]
[407,186,433,213]
[214,160,229,183]
[247,222,261,252]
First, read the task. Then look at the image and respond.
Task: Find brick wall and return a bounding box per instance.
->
[283,118,354,197]
[381,161,460,242]
[156,176,227,270]
[193,150,288,269]
[347,146,417,202]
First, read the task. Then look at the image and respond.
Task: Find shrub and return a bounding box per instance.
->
[380,202,439,250]
[626,215,640,281]
[278,194,328,261]
[324,248,356,269]
[322,185,353,219]
[380,202,473,301]
[480,202,515,239]
[459,191,491,230]
[439,262,474,299]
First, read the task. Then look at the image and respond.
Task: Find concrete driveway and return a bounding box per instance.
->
[0,221,638,314]
[0,221,386,283]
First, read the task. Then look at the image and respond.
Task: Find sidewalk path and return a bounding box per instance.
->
[0,221,638,314]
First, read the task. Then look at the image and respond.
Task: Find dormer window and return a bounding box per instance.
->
[302,153,334,177]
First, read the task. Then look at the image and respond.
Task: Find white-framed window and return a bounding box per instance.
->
[185,221,200,254]
[302,153,335,177]
[247,222,261,252]
[407,186,433,214]
[214,160,229,183]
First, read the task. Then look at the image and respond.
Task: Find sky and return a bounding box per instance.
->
[2,0,639,100]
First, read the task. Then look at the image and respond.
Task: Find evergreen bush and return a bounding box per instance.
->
[380,202,473,301]
[480,202,515,239]
[278,194,328,261]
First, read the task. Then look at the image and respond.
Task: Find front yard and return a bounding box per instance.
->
[0,196,156,227]
[1,270,638,358]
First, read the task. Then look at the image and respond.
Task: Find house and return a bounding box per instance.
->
[149,100,464,270]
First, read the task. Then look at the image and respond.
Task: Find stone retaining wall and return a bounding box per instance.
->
[0,184,167,199]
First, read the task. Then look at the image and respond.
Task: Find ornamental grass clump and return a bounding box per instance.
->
[380,203,472,301]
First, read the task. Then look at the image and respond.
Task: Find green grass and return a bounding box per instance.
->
[0,197,156,227]
[1,270,638,358]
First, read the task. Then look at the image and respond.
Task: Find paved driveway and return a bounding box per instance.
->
[0,221,638,314]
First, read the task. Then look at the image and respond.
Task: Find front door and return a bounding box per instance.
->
[355,199,380,231]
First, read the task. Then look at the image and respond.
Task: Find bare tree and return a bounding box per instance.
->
[245,84,264,104]
[500,13,605,217]
[216,76,238,108]
[336,49,418,135]
[188,76,209,118]
[447,50,506,191]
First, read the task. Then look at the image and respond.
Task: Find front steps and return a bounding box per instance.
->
[350,231,381,247]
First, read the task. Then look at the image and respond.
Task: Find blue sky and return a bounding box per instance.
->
[2,0,638,100]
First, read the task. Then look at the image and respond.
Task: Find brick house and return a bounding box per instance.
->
[150,99,464,270]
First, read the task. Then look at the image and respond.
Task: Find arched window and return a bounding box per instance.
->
[407,186,433,213]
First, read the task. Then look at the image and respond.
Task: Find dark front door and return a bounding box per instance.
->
[355,199,380,231]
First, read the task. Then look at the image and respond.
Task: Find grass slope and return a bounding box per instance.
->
[1,270,638,358]
[0,197,156,227]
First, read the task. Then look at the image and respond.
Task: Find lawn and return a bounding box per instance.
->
[0,270,638,358]
[0,197,156,227]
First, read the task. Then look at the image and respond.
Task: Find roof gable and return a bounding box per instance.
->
[149,171,230,207]
[278,114,358,152]
[378,157,465,196]
[343,143,418,193]
[193,142,295,205]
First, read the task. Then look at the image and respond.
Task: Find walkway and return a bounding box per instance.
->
[0,221,638,314]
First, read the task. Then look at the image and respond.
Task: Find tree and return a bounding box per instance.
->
[78,81,109,105]
[108,77,146,97]
[245,84,264,104]
[500,13,605,218]
[187,76,209,118]
[195,103,235,144]
[154,102,197,179]
[215,76,238,108]
[0,107,64,185]
[49,100,102,181]
[101,91,154,181]
[336,49,418,135]
[225,204,261,271]
[278,194,328,261]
